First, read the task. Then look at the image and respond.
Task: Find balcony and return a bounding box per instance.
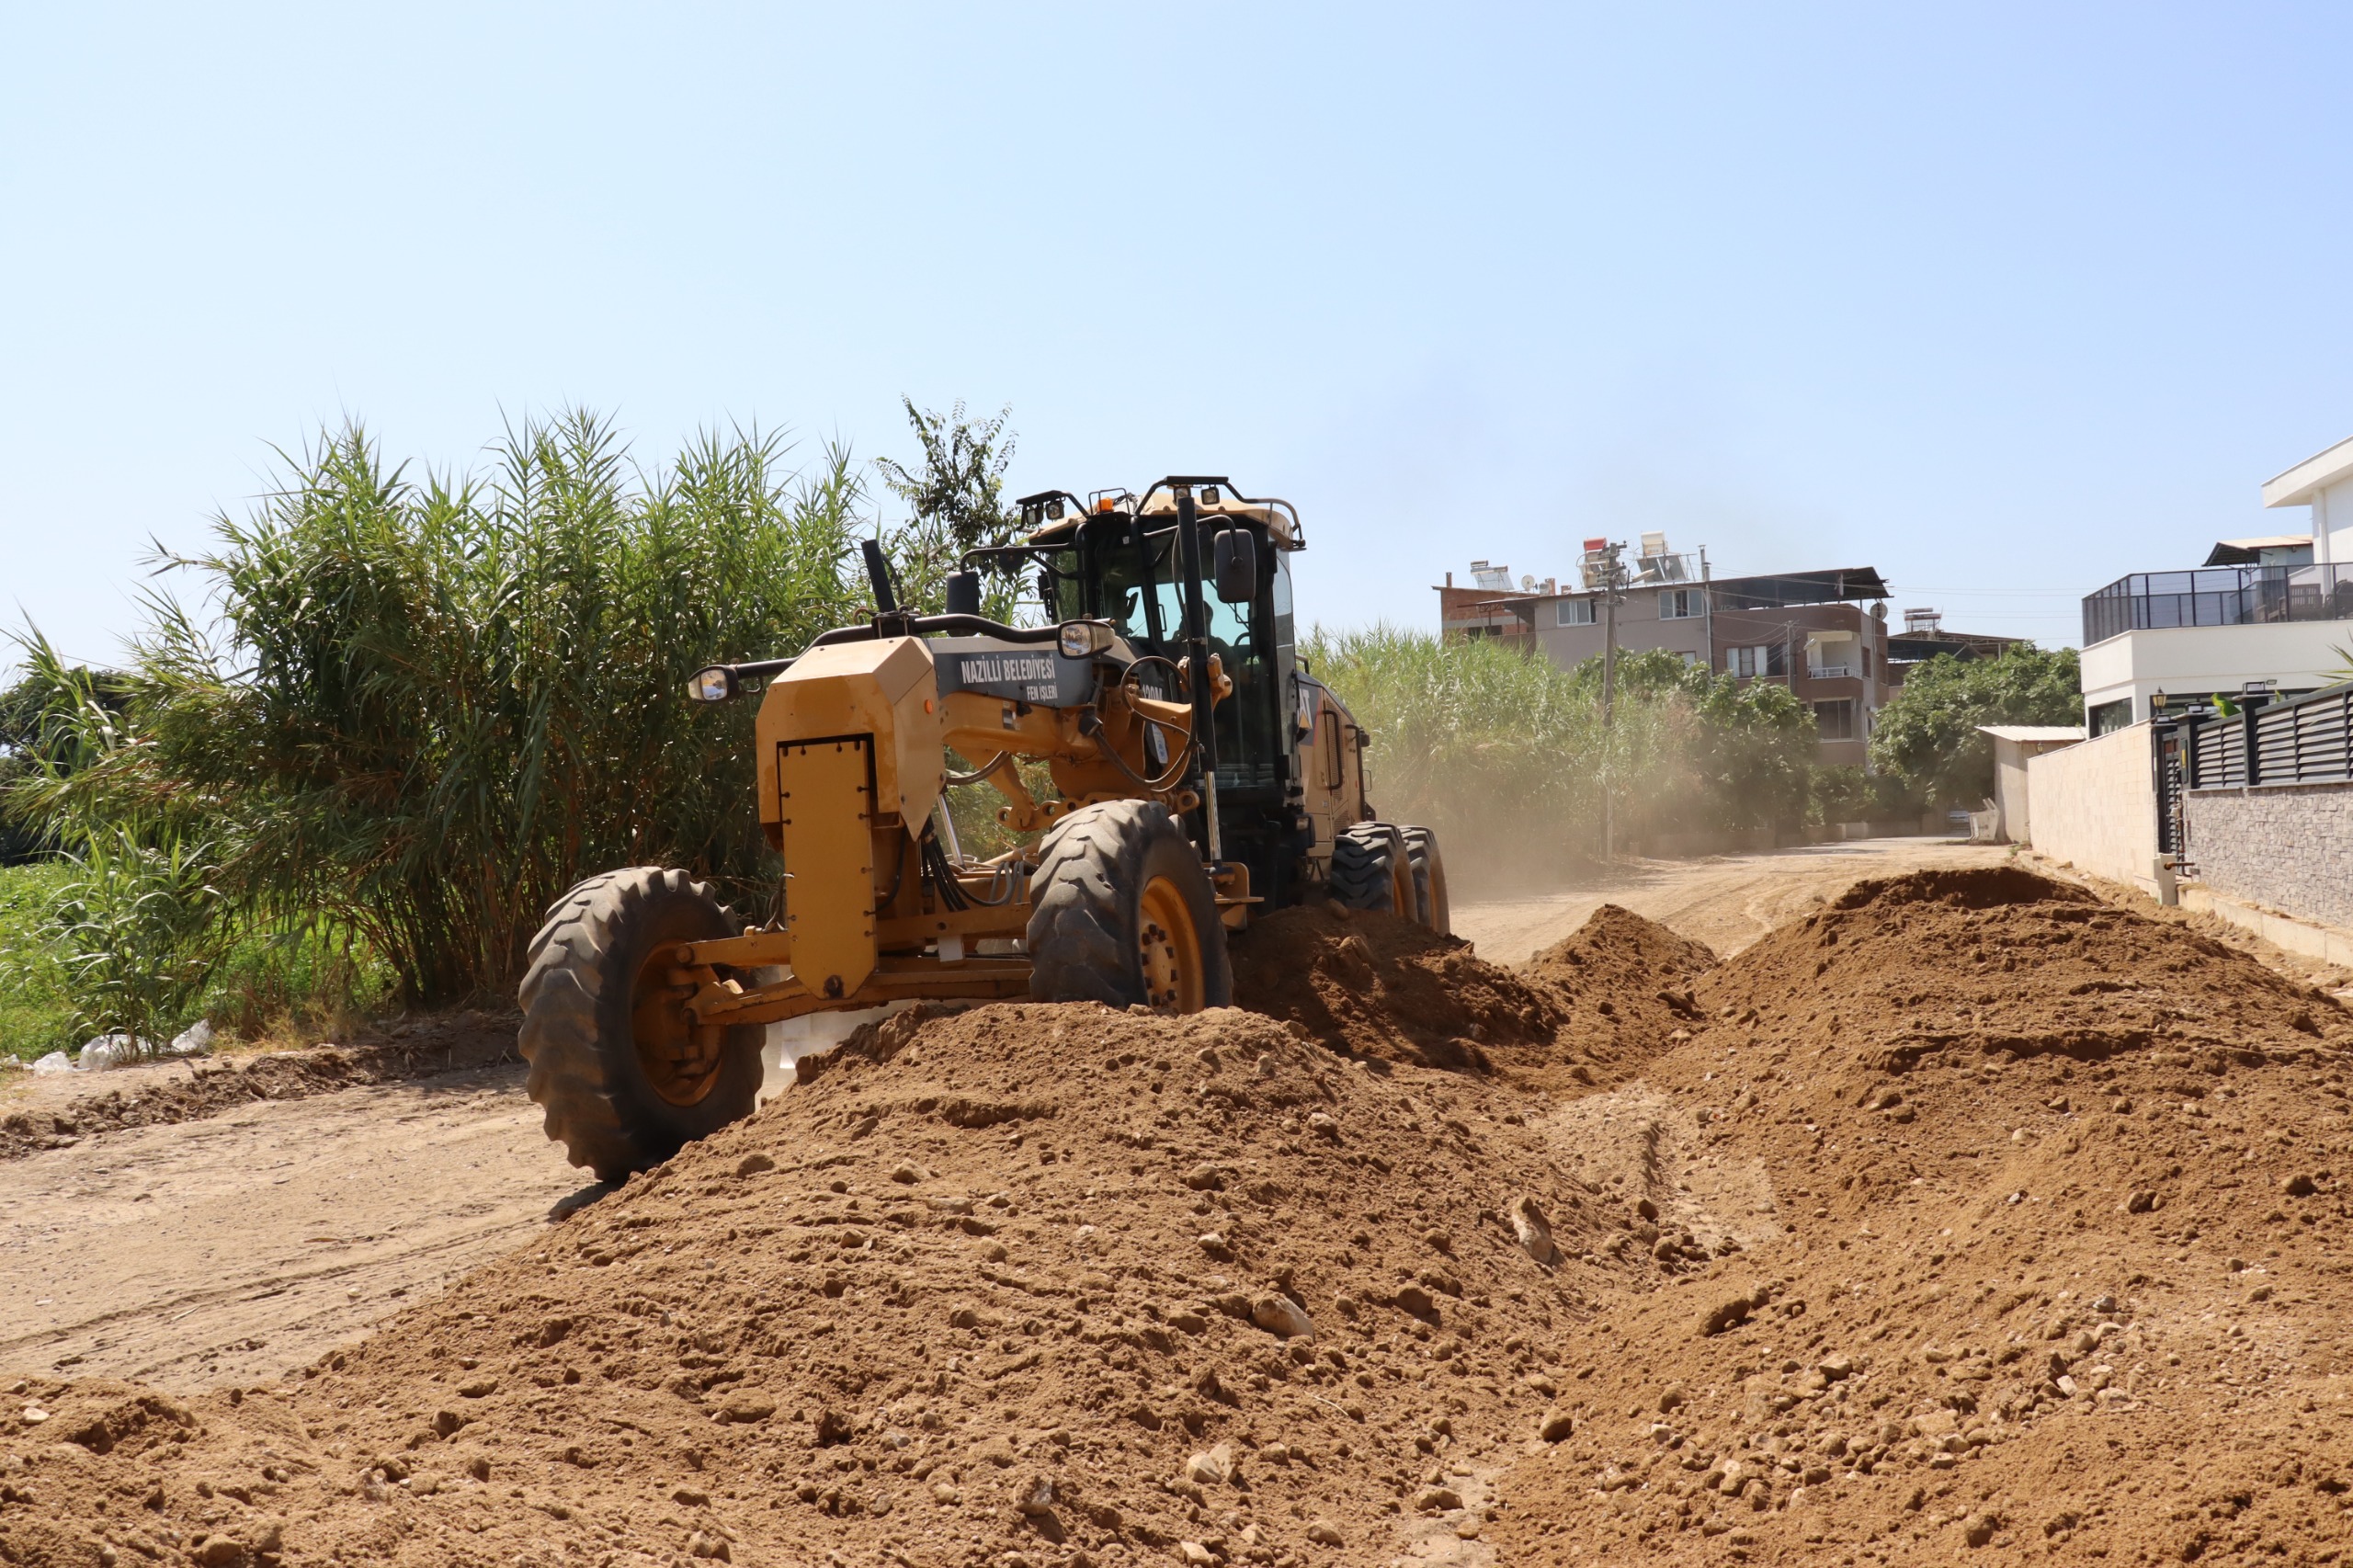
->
[2083,563,2353,646]
[1806,664,1857,680]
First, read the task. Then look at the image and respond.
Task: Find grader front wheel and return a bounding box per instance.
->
[517,867,766,1182]
[1135,873,1209,1013]
[1029,801,1232,1013]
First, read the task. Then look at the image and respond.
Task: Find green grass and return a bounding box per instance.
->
[0,862,78,1061]
[0,860,397,1062]
[196,916,397,1048]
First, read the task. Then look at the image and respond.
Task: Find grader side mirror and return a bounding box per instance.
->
[1212,528,1257,605]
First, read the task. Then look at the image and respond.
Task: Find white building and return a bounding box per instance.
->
[2264,434,2353,562]
[2077,435,2353,733]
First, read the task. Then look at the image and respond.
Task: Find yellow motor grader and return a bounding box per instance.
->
[517,478,1449,1178]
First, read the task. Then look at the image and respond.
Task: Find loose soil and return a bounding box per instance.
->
[0,1001,1695,1568]
[1228,904,1574,1074]
[1491,868,2353,1563]
[1227,901,1711,1092]
[1518,905,1718,1093]
[0,1013,521,1164]
[6,857,2353,1566]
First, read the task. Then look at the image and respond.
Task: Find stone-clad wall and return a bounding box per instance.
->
[2185,781,2353,930]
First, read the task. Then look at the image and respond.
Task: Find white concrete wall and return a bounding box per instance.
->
[2024,722,2159,892]
[2078,621,2352,719]
[2321,476,2353,565]
[1992,739,2032,843]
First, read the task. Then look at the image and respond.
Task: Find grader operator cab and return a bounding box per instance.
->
[517,478,1450,1179]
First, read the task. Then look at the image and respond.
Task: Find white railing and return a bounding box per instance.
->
[1807,663,1856,679]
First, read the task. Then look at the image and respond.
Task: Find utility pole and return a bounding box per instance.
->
[1699,547,1714,675]
[1597,540,1627,860]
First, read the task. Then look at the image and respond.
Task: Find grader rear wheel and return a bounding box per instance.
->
[1400,824,1451,935]
[1330,823,1414,916]
[1028,800,1231,1013]
[517,867,766,1182]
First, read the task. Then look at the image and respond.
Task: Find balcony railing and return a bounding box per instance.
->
[1806,664,1857,680]
[2083,563,2353,646]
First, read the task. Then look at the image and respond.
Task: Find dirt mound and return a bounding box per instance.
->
[1827,864,2096,913]
[1228,904,1571,1072]
[1486,869,2353,1562]
[0,1001,1738,1567]
[1710,864,2337,1074]
[1522,903,1716,1081]
[1229,903,1709,1092]
[17,868,2353,1564]
[0,1011,520,1163]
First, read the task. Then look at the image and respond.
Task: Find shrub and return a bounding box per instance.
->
[0,862,76,1059]
[9,414,879,1008]
[1869,645,2081,805]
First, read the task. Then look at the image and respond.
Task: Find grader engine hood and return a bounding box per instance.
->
[755,637,946,999]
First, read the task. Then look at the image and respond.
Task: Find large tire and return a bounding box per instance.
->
[517,867,766,1183]
[1027,801,1233,1012]
[1329,822,1413,915]
[1400,824,1451,936]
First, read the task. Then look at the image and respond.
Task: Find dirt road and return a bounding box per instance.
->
[0,1065,583,1392]
[0,837,2004,1396]
[1452,835,2010,962]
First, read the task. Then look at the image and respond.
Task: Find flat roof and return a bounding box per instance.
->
[2262,434,2353,508]
[1442,565,1890,610]
[1710,567,1890,609]
[1977,725,2086,744]
[2203,534,2313,565]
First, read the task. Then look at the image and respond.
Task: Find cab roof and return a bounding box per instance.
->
[1021,486,1302,551]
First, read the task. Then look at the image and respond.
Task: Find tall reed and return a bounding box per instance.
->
[1302,624,1815,882]
[17,413,870,1005]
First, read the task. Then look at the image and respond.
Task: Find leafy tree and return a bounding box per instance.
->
[1808,764,1923,827]
[1868,644,2081,805]
[0,662,131,865]
[872,399,1024,617]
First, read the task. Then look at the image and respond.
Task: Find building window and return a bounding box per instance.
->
[2087,699,2132,736]
[1726,644,1780,678]
[1862,644,1872,677]
[1813,699,1857,741]
[1659,589,1703,619]
[1555,598,1596,627]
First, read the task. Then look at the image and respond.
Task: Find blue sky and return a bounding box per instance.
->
[5,2,2348,667]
